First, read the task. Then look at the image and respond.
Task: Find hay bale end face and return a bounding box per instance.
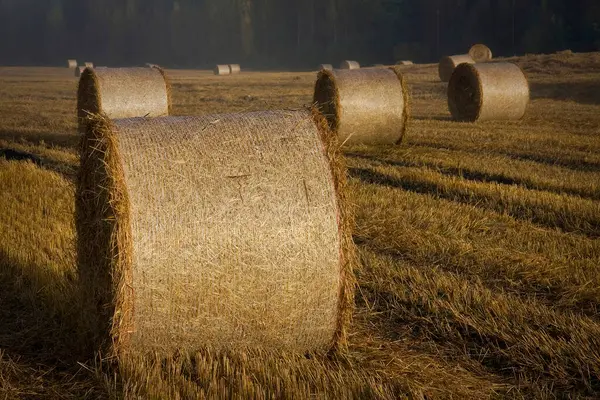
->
[77,67,171,133]
[469,44,493,62]
[438,54,475,82]
[68,59,77,68]
[76,110,355,356]
[448,62,529,122]
[229,64,241,74]
[214,64,231,75]
[314,67,410,145]
[319,64,333,71]
[339,60,360,70]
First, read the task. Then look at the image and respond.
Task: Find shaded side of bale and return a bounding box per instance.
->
[313,67,410,145]
[339,60,360,70]
[229,64,241,74]
[438,54,475,82]
[214,65,231,76]
[84,62,94,68]
[77,67,171,133]
[76,109,355,356]
[74,66,86,78]
[397,60,413,65]
[469,44,493,62]
[68,59,77,68]
[448,62,529,122]
[319,64,333,71]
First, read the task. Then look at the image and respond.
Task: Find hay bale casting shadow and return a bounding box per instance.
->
[76,110,355,357]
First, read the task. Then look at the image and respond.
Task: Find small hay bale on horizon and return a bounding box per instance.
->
[469,44,493,62]
[448,62,529,122]
[76,109,356,357]
[314,67,410,146]
[319,64,333,71]
[77,67,171,133]
[84,62,94,68]
[438,54,475,82]
[396,60,413,66]
[339,60,360,70]
[229,64,241,74]
[214,64,231,75]
[67,59,77,68]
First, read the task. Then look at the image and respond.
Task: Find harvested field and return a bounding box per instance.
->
[1,52,600,398]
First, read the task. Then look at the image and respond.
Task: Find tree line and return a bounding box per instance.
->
[1,0,599,68]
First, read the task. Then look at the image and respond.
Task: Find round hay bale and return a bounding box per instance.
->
[76,109,356,356]
[77,67,171,133]
[313,67,410,145]
[74,66,86,78]
[229,64,241,74]
[469,44,493,62]
[68,59,77,69]
[214,64,231,76]
[438,54,475,83]
[448,62,529,122]
[319,64,333,71]
[396,60,413,66]
[84,62,94,68]
[339,60,360,70]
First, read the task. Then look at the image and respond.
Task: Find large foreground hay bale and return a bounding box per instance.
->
[229,64,241,74]
[314,67,409,145]
[77,67,171,133]
[448,62,529,122]
[469,44,493,62]
[319,64,333,71]
[339,60,360,70]
[438,54,475,82]
[76,109,355,356]
[67,59,77,68]
[214,64,230,75]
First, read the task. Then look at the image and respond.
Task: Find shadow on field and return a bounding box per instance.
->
[0,147,77,180]
[0,129,79,149]
[530,81,600,105]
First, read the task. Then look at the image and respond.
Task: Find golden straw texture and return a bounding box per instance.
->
[438,54,475,82]
[469,44,493,62]
[319,64,333,71]
[314,67,410,145]
[229,64,241,74]
[67,59,77,68]
[214,65,230,75]
[77,67,171,133]
[76,109,355,357]
[340,60,360,70]
[448,62,530,122]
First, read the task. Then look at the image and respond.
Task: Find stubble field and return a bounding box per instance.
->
[1,52,599,399]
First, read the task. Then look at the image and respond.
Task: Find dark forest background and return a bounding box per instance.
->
[1,0,600,68]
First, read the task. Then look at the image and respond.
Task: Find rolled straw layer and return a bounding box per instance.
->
[229,64,241,74]
[438,54,475,82]
[76,110,355,356]
[214,64,230,75]
[77,67,171,132]
[448,62,529,122]
[68,59,77,68]
[339,60,360,70]
[314,67,409,145]
[469,44,493,62]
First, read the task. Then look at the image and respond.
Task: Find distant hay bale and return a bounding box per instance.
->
[448,62,529,122]
[469,44,493,62]
[229,64,241,74]
[67,59,77,68]
[76,109,355,356]
[319,64,333,71]
[339,60,360,70]
[396,61,413,66]
[214,64,230,75]
[77,67,171,133]
[438,54,475,82]
[74,66,86,78]
[84,62,94,68]
[314,67,410,145]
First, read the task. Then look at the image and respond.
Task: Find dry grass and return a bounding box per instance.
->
[1,52,600,398]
